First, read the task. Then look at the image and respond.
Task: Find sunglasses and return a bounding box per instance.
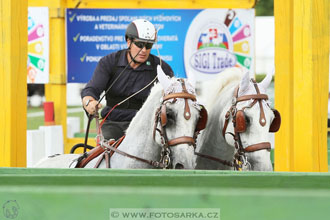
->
[133,41,153,50]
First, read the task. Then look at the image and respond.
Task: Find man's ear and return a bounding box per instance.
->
[127,39,132,49]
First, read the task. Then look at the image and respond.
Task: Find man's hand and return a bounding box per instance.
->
[82,97,102,115]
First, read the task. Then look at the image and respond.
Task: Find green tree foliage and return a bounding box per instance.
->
[255,0,274,16]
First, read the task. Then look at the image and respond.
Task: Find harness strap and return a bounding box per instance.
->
[251,80,267,126]
[163,93,196,102]
[236,94,268,102]
[153,107,161,140]
[222,86,239,138]
[167,136,195,147]
[94,152,107,168]
[179,79,192,120]
[101,139,167,168]
[109,136,125,157]
[75,145,106,168]
[244,142,271,152]
[194,151,237,169]
[222,110,231,138]
[77,107,104,168]
[75,136,124,168]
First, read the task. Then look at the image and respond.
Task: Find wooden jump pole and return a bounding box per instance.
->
[274,0,329,172]
[0,0,28,167]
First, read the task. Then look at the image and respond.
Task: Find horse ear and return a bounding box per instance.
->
[238,71,251,96]
[259,67,274,90]
[186,71,196,88]
[157,65,172,91]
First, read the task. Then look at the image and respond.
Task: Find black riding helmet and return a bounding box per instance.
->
[125,19,157,43]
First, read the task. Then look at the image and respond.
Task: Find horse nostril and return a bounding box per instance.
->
[175,163,184,169]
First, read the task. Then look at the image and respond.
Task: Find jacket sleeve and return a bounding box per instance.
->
[81,55,114,100]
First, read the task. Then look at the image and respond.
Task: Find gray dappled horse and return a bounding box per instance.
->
[195,68,280,171]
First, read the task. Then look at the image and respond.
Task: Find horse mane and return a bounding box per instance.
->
[201,67,244,109]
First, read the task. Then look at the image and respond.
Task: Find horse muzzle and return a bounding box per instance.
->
[174,163,185,169]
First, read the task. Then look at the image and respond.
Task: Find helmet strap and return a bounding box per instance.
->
[128,50,141,64]
[128,41,142,64]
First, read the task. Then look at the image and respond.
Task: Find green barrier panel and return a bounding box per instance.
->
[1,168,330,220]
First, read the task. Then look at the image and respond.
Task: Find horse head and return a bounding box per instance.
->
[154,65,207,169]
[222,69,281,171]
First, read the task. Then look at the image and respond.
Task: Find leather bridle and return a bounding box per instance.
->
[223,79,271,169]
[195,79,273,171]
[153,79,207,168]
[223,79,272,151]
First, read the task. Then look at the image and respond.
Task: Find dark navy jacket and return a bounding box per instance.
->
[81,49,174,121]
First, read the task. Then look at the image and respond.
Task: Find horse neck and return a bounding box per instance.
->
[198,82,238,159]
[118,84,163,157]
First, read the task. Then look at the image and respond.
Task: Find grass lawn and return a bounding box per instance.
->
[27,107,45,130]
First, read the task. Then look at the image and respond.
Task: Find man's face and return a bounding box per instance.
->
[127,39,153,63]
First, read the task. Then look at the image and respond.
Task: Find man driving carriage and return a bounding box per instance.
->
[81,19,174,140]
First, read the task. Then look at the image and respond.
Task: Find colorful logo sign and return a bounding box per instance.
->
[27,7,49,84]
[190,23,236,74]
[184,9,254,81]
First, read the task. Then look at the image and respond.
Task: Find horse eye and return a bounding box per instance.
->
[166,110,176,125]
[245,116,250,124]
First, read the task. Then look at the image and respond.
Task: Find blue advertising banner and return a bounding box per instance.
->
[66,9,254,83]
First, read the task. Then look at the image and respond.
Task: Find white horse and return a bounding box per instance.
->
[35,66,206,169]
[195,67,280,171]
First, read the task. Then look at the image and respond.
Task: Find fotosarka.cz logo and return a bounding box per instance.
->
[2,200,20,219]
[109,208,220,220]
